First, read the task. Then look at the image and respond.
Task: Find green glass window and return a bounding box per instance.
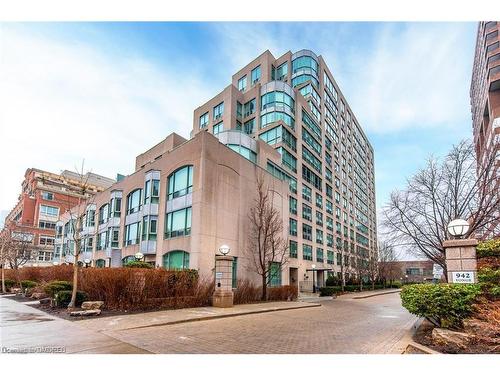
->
[144,179,160,204]
[238,76,247,91]
[126,189,142,214]
[289,196,297,215]
[303,224,312,241]
[98,203,109,224]
[316,229,323,244]
[244,98,256,117]
[199,112,209,129]
[303,244,313,260]
[302,127,322,156]
[302,110,321,138]
[213,122,223,135]
[124,222,140,246]
[251,65,261,83]
[110,197,121,217]
[302,165,322,191]
[278,147,297,173]
[165,207,192,238]
[302,184,312,202]
[302,146,322,174]
[227,144,257,163]
[261,91,295,113]
[292,74,319,88]
[292,56,318,75]
[276,62,288,80]
[289,218,297,236]
[163,250,190,270]
[232,257,238,289]
[213,102,224,121]
[315,193,323,208]
[142,215,158,241]
[167,165,193,200]
[260,111,294,130]
[316,248,324,263]
[268,262,281,287]
[243,118,255,134]
[327,250,334,265]
[302,203,312,221]
[96,259,106,268]
[289,240,298,258]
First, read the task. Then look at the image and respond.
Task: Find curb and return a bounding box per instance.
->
[352,289,401,299]
[122,302,322,331]
[402,318,441,354]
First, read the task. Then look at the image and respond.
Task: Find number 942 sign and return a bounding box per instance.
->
[451,271,475,284]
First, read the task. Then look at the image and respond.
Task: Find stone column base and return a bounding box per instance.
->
[212,290,234,308]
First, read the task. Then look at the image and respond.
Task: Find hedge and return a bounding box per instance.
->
[400,283,482,328]
[124,261,154,269]
[477,239,500,259]
[20,280,37,289]
[55,290,88,307]
[44,281,73,297]
[2,279,16,290]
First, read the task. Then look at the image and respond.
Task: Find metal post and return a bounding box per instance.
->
[312,270,316,293]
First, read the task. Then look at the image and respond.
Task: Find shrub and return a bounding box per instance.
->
[325,275,340,286]
[233,279,261,304]
[5,265,73,283]
[319,286,342,296]
[267,285,298,301]
[54,290,88,307]
[478,268,500,300]
[20,280,37,289]
[44,281,73,297]
[2,279,16,290]
[400,283,482,328]
[477,239,500,259]
[123,261,154,269]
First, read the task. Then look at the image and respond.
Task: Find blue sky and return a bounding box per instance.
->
[0,22,478,231]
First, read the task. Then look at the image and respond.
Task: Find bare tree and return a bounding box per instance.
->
[378,241,401,287]
[59,162,95,309]
[366,254,379,290]
[381,140,499,280]
[336,240,346,292]
[245,173,289,301]
[0,232,13,293]
[6,230,38,270]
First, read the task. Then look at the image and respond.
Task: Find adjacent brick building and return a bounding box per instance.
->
[1,168,114,266]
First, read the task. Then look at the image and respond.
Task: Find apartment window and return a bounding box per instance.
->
[326,216,333,231]
[487,53,500,66]
[289,240,298,258]
[302,146,322,174]
[213,122,223,135]
[244,98,256,117]
[303,223,312,241]
[260,111,294,130]
[39,236,55,246]
[327,250,334,265]
[96,259,106,268]
[124,222,140,246]
[41,191,54,200]
[251,65,261,84]
[40,204,59,217]
[213,102,224,120]
[165,207,192,238]
[142,215,158,241]
[289,218,297,236]
[98,203,109,225]
[238,75,247,91]
[37,251,53,262]
[110,228,119,248]
[39,220,56,230]
[302,203,312,221]
[163,250,190,270]
[302,110,321,139]
[261,91,295,113]
[126,189,142,215]
[302,128,322,156]
[227,144,257,163]
[316,248,324,263]
[97,231,108,250]
[316,211,323,226]
[289,196,297,215]
[316,229,323,244]
[144,179,160,205]
[302,165,322,191]
[300,84,320,104]
[243,118,255,134]
[485,30,499,43]
[326,200,333,214]
[486,41,499,56]
[167,165,193,200]
[199,112,209,129]
[303,244,313,261]
[268,262,282,287]
[110,198,121,217]
[406,268,422,276]
[301,185,311,203]
[326,233,333,247]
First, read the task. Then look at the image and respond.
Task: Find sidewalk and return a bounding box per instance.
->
[335,288,401,300]
[75,301,321,332]
[0,296,150,354]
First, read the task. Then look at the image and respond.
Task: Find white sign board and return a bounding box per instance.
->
[215,272,223,279]
[451,271,475,284]
[433,264,444,278]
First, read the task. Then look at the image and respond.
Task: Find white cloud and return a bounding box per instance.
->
[0,25,212,213]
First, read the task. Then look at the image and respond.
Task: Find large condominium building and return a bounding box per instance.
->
[193,49,377,287]
[470,22,500,239]
[55,49,377,291]
[1,168,114,266]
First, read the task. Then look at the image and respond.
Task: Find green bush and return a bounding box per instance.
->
[319,286,342,296]
[478,268,500,300]
[400,283,481,328]
[325,275,340,286]
[44,281,73,297]
[54,290,88,307]
[123,261,154,269]
[477,239,500,258]
[20,280,37,289]
[2,279,16,290]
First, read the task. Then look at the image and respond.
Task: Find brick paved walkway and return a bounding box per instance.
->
[101,292,415,354]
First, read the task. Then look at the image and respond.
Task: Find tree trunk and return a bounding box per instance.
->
[371,280,375,291]
[261,274,267,301]
[1,265,5,293]
[68,255,79,309]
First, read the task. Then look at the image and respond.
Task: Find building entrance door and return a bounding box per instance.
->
[289,267,298,287]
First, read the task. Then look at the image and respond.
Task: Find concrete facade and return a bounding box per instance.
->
[192,49,377,288]
[54,49,377,289]
[470,21,500,239]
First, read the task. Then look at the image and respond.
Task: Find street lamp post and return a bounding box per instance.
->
[312,264,317,293]
[84,258,91,268]
[135,252,144,262]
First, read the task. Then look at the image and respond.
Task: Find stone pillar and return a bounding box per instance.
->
[212,255,234,308]
[443,238,478,283]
